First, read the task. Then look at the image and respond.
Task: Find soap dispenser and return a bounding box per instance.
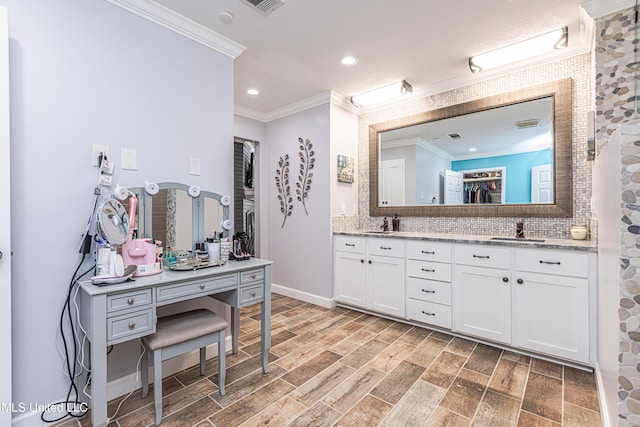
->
[392,214,400,232]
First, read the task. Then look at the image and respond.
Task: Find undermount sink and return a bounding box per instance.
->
[490,237,545,243]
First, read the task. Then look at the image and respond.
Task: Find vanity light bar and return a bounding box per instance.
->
[350,80,412,107]
[469,27,568,74]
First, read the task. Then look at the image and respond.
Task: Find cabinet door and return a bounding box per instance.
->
[454,265,511,344]
[515,271,589,363]
[368,255,405,317]
[335,251,367,308]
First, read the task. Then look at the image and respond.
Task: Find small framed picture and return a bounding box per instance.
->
[337,155,354,183]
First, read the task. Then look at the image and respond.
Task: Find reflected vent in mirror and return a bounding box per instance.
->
[516,119,540,129]
[447,133,462,140]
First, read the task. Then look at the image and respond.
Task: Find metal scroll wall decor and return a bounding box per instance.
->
[274,137,316,228]
[275,154,293,228]
[296,137,315,215]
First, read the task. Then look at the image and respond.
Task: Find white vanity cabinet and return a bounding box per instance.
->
[453,245,512,344]
[334,236,367,309]
[514,249,590,363]
[405,241,453,329]
[334,236,405,317]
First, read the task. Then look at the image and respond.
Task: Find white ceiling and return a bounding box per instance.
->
[152,0,590,119]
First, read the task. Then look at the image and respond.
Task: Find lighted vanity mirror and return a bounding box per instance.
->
[127,183,230,251]
[370,79,572,218]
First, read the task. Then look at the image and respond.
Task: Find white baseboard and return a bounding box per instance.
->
[271,283,336,309]
[594,361,613,427]
[11,337,231,427]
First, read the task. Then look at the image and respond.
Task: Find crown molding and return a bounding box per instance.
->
[105,0,245,58]
[582,0,636,19]
[382,137,454,161]
[234,105,270,122]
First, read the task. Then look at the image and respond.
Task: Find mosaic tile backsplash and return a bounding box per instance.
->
[333,53,593,240]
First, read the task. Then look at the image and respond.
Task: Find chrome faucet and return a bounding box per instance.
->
[516,218,525,238]
[381,217,389,232]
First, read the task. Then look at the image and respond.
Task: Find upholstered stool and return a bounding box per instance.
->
[141,309,228,425]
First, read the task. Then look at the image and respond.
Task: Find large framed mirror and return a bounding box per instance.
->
[369,78,572,217]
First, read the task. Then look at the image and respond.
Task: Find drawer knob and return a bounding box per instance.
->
[473,255,490,259]
[421,289,435,293]
[421,268,435,272]
[517,278,524,285]
[200,284,205,290]
[421,311,435,316]
[128,322,135,329]
[368,260,372,264]
[251,292,256,297]
[539,260,561,265]
[127,298,134,305]
[502,277,509,283]
[361,259,365,263]
[252,274,257,279]
[421,250,435,254]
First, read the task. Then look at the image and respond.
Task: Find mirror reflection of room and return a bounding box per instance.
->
[378,96,554,207]
[234,138,256,256]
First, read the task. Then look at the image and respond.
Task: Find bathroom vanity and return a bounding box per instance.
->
[334,231,596,366]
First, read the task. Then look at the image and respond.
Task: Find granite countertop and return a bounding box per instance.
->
[334,230,597,252]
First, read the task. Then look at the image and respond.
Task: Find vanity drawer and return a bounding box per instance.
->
[516,249,588,278]
[107,289,152,313]
[406,260,451,282]
[406,241,452,263]
[406,277,451,305]
[454,245,510,269]
[407,299,451,329]
[240,284,264,306]
[107,309,154,344]
[367,238,404,258]
[156,274,237,303]
[240,269,264,284]
[335,236,366,253]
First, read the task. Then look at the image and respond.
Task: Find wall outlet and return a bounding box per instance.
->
[340,203,346,215]
[92,144,111,166]
[121,148,137,170]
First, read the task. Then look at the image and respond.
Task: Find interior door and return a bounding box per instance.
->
[444,170,463,205]
[531,164,553,203]
[379,159,405,205]
[0,6,11,425]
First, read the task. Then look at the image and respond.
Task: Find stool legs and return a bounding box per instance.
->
[199,347,206,376]
[218,330,226,396]
[153,350,163,426]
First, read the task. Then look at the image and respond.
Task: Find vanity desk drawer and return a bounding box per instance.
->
[156,274,237,303]
[455,245,510,269]
[407,299,451,329]
[406,241,452,263]
[107,308,154,344]
[240,284,264,306]
[241,269,264,284]
[107,289,153,313]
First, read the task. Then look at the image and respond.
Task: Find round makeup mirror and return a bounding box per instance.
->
[96,198,130,245]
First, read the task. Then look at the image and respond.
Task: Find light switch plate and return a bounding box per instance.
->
[121,148,137,170]
[189,157,201,176]
[92,144,111,166]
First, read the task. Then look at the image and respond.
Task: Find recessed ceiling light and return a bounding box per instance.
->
[469,147,478,152]
[341,56,359,66]
[247,89,260,96]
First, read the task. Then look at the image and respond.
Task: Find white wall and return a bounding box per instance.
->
[235,114,266,144]
[415,146,450,205]
[329,104,359,217]
[4,0,234,416]
[264,104,332,298]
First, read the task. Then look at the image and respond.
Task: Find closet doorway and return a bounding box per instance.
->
[234,138,258,257]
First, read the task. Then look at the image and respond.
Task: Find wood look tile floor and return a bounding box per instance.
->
[58,295,603,427]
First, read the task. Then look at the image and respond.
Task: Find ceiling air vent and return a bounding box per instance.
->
[240,0,285,16]
[447,133,462,140]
